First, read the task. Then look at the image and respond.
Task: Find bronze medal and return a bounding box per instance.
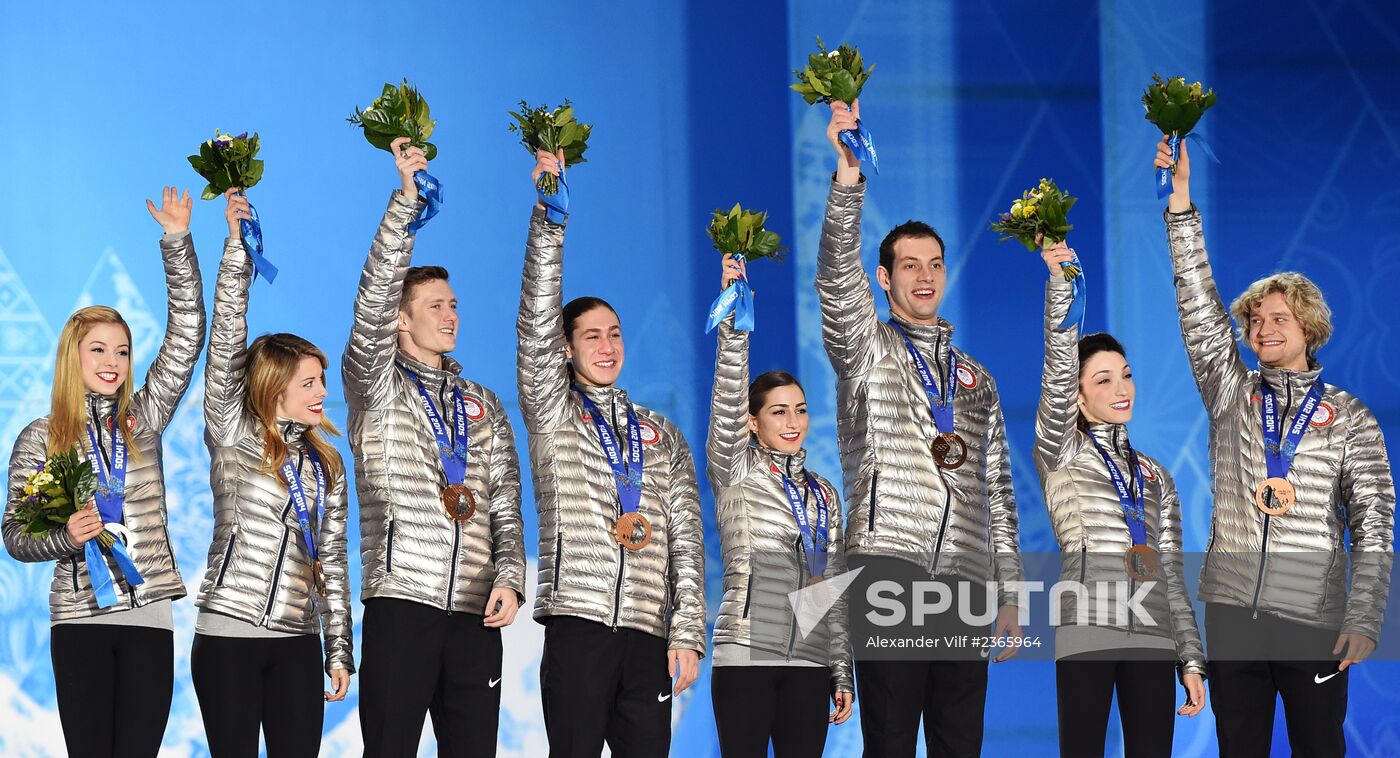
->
[442,483,477,522]
[931,431,967,469]
[806,575,825,588]
[612,512,652,551]
[1255,477,1294,516]
[1124,545,1159,582]
[313,559,327,597]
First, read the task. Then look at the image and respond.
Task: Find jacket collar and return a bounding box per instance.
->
[890,316,955,370]
[1258,361,1324,397]
[1086,423,1131,459]
[277,418,310,444]
[396,350,463,386]
[84,392,118,430]
[574,382,630,411]
[758,443,808,478]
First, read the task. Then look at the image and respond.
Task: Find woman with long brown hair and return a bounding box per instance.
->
[190,190,353,756]
[2,187,206,757]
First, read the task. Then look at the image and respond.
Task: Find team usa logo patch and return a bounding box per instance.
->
[1310,401,1335,428]
[106,415,137,433]
[463,396,487,421]
[1138,460,1157,482]
[638,420,661,445]
[955,365,978,390]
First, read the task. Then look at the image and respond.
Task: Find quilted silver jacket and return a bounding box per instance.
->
[1167,207,1394,640]
[1034,279,1206,677]
[197,240,353,672]
[706,314,853,692]
[517,206,706,653]
[4,231,205,620]
[343,191,526,614]
[814,178,1023,603]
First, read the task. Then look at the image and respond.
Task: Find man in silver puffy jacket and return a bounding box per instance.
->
[1159,138,1394,757]
[344,138,526,758]
[814,101,1023,757]
[518,149,706,757]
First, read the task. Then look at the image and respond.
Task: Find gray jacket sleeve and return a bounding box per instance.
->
[1165,207,1249,415]
[1339,400,1395,641]
[984,378,1024,606]
[1155,464,1207,678]
[706,314,753,493]
[319,470,355,673]
[815,178,881,381]
[1033,279,1083,478]
[4,421,82,562]
[486,389,527,602]
[823,485,854,694]
[342,191,427,411]
[204,238,253,448]
[664,422,707,656]
[132,230,206,432]
[516,206,572,434]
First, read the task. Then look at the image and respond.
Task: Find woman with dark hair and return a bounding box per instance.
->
[191,190,353,756]
[3,187,205,757]
[706,255,853,757]
[517,149,706,756]
[1033,240,1206,757]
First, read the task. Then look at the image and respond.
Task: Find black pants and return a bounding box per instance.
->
[50,623,174,758]
[1205,603,1347,758]
[854,658,988,757]
[190,632,325,757]
[1055,650,1177,758]
[359,598,504,758]
[711,665,831,757]
[540,615,672,757]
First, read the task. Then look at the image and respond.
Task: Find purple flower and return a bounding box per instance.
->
[235,132,248,140]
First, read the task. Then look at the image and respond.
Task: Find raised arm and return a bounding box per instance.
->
[1158,139,1248,414]
[815,101,880,381]
[1153,463,1206,679]
[665,423,707,658]
[204,191,255,447]
[133,187,206,433]
[1338,400,1395,643]
[516,150,572,434]
[983,377,1024,607]
[318,473,355,675]
[707,258,754,493]
[342,139,429,410]
[1033,243,1084,478]
[821,485,854,697]
[486,389,526,602]
[4,422,82,563]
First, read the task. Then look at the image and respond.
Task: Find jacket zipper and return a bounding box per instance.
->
[439,376,462,614]
[609,397,625,630]
[867,471,878,533]
[70,556,80,594]
[216,532,237,586]
[785,536,803,659]
[552,528,564,592]
[261,504,293,625]
[741,565,754,619]
[386,518,396,573]
[930,489,953,575]
[1252,376,1292,619]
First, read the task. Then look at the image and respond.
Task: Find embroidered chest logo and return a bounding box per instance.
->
[1309,401,1335,428]
[463,396,487,421]
[1138,460,1157,482]
[955,365,978,390]
[639,420,661,445]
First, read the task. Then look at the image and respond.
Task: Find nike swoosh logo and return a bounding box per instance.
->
[488,677,501,688]
[980,646,992,659]
[657,693,672,702]
[1315,671,1341,684]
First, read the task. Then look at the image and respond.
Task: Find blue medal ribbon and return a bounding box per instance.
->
[839,105,880,174]
[281,447,326,563]
[705,254,755,333]
[238,194,278,283]
[890,321,957,435]
[537,168,569,224]
[1059,250,1087,333]
[83,422,144,608]
[1260,376,1326,485]
[400,365,468,486]
[1087,434,1148,546]
[408,170,443,234]
[574,387,643,515]
[774,464,830,578]
[1155,132,1221,199]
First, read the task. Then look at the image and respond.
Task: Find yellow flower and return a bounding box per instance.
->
[35,471,54,486]
[23,484,36,496]
[1021,204,1038,218]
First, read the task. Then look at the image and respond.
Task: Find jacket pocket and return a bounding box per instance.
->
[386,519,396,574]
[215,532,237,587]
[741,567,755,619]
[552,528,564,593]
[70,556,80,594]
[867,471,878,533]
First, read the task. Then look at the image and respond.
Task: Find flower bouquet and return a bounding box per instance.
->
[791,37,879,172]
[704,204,785,333]
[189,131,277,282]
[348,79,442,232]
[508,101,591,223]
[1143,74,1219,197]
[991,178,1084,329]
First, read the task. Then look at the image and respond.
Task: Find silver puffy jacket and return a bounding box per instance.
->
[1034,279,1206,677]
[814,179,1023,601]
[343,191,526,613]
[707,315,853,692]
[517,206,706,652]
[197,240,353,672]
[1167,207,1394,640]
[4,231,204,620]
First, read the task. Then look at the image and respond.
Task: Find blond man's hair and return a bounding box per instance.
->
[1229,272,1333,359]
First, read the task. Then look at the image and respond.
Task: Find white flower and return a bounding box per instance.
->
[827,50,841,59]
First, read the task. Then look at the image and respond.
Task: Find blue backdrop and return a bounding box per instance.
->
[1,1,1396,755]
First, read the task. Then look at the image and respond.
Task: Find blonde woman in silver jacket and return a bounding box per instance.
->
[1033,241,1206,757]
[1159,139,1394,757]
[518,149,706,757]
[707,255,854,757]
[189,190,353,756]
[3,187,204,757]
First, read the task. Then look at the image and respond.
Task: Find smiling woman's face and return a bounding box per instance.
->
[79,322,131,396]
